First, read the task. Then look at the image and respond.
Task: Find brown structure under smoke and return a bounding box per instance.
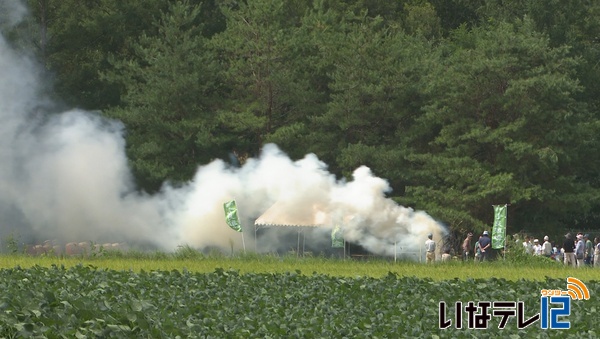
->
[24,240,127,256]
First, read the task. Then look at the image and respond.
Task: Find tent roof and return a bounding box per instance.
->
[254,201,329,227]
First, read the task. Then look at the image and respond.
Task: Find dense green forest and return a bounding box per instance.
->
[3,0,600,237]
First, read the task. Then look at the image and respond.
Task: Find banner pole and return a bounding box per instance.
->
[232,199,246,253]
[236,200,246,253]
[303,231,306,256]
[241,229,246,253]
[504,204,508,261]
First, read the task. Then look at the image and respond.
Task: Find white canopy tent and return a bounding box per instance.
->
[253,201,330,256]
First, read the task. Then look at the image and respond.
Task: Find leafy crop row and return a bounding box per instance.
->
[0,265,597,338]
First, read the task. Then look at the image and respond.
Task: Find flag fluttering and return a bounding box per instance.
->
[492,205,507,249]
[331,224,344,248]
[223,200,242,232]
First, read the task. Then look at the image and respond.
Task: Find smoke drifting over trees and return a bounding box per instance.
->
[0,6,443,254]
[4,0,598,247]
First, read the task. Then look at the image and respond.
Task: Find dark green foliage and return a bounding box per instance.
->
[309,16,434,185]
[5,0,600,234]
[17,0,224,110]
[40,0,170,109]
[210,0,334,160]
[0,265,597,337]
[403,18,595,233]
[102,1,223,191]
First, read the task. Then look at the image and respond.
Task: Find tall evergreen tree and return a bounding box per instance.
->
[42,0,169,110]
[103,1,221,191]
[403,19,596,233]
[211,0,339,161]
[309,16,435,189]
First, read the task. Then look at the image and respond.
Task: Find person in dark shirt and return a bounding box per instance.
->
[562,233,576,267]
[478,231,492,261]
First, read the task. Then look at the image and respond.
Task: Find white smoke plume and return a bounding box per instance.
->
[0,1,28,28]
[0,10,446,256]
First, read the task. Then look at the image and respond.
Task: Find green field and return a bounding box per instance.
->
[1,252,599,337]
[1,252,600,281]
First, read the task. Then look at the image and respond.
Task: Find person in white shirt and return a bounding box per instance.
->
[555,246,564,263]
[575,233,585,267]
[425,233,436,264]
[441,249,452,262]
[532,239,542,256]
[542,236,553,257]
[522,236,534,255]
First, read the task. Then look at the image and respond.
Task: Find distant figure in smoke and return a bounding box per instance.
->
[478,231,491,262]
[441,249,452,262]
[462,232,473,261]
[425,233,436,264]
[228,152,241,167]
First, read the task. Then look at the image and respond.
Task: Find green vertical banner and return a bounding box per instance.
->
[223,200,242,232]
[331,225,344,248]
[492,205,507,249]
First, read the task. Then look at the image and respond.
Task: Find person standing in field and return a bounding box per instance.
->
[584,234,593,266]
[474,235,482,261]
[441,249,452,262]
[575,233,585,267]
[532,239,542,256]
[554,243,563,263]
[542,236,552,258]
[563,233,576,267]
[522,236,534,255]
[478,231,492,261]
[425,233,436,264]
[513,233,521,245]
[594,237,600,268]
[462,232,473,261]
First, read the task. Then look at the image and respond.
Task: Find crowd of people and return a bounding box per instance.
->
[425,231,600,266]
[516,232,600,268]
[460,231,492,262]
[426,231,494,263]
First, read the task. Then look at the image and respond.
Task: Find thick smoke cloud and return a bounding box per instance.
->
[0,33,175,248]
[0,1,27,28]
[0,6,445,256]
